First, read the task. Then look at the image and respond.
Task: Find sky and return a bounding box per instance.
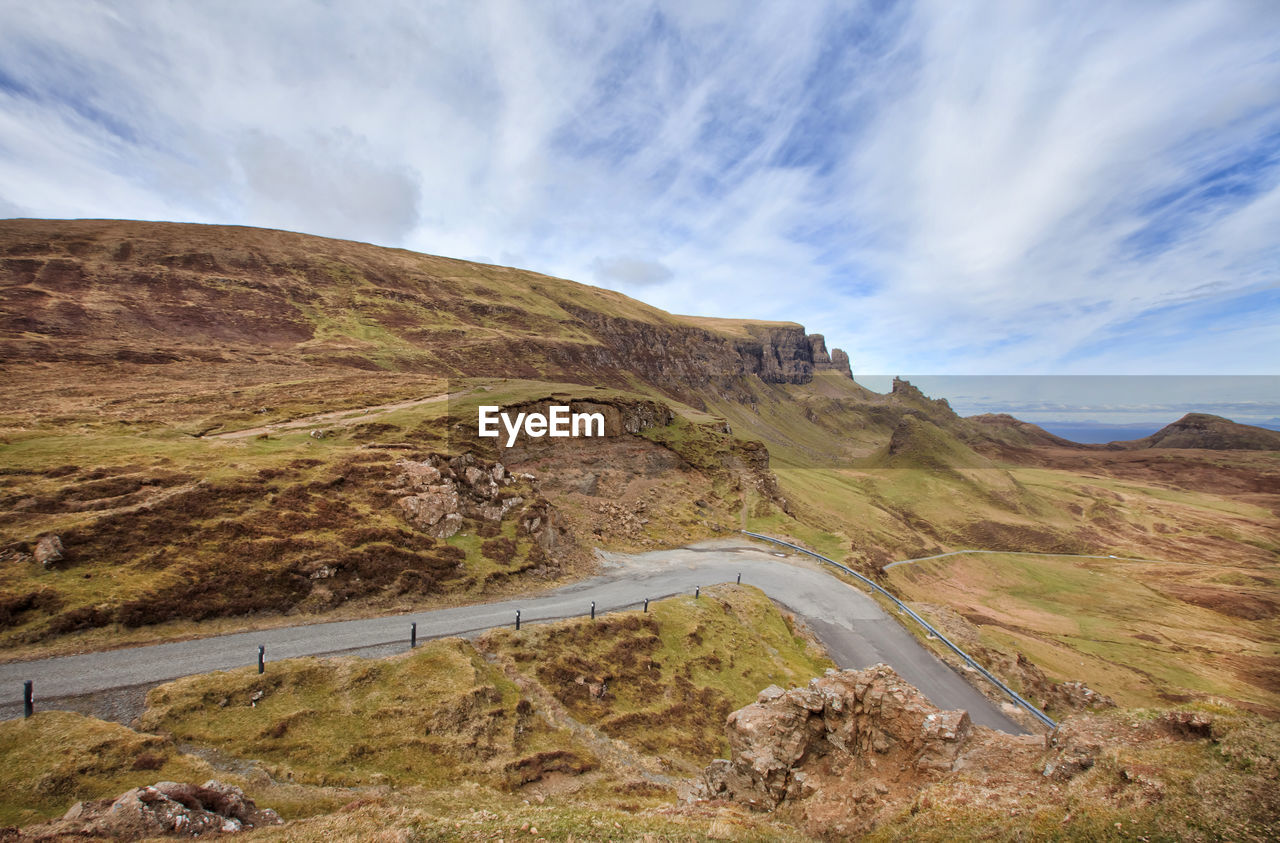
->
[1,0,1278,379]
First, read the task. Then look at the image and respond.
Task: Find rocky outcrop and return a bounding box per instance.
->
[393,453,523,538]
[560,309,829,388]
[22,780,281,839]
[829,348,852,377]
[699,666,975,811]
[731,324,814,385]
[806,334,853,379]
[33,535,63,570]
[692,665,1053,836]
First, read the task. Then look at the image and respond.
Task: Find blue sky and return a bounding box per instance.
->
[1,0,1278,377]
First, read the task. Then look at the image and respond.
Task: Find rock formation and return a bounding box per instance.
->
[33,535,63,570]
[693,665,1043,836]
[21,780,281,839]
[393,453,523,538]
[806,334,854,379]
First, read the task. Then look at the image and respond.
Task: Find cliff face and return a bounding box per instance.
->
[806,333,853,379]
[731,324,814,385]
[0,219,853,395]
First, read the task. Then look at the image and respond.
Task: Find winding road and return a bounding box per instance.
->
[0,539,1026,733]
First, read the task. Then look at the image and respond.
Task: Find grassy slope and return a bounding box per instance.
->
[478,584,833,770]
[2,589,826,839]
[0,373,762,655]
[140,637,594,790]
[0,710,216,826]
[888,553,1280,712]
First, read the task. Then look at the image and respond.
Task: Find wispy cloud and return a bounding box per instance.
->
[1,1,1277,375]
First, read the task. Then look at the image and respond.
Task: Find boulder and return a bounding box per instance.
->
[37,780,280,838]
[34,535,63,569]
[697,665,982,826]
[397,486,460,534]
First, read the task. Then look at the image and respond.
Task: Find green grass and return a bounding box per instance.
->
[867,704,1280,842]
[479,585,833,769]
[0,711,218,826]
[139,638,594,790]
[888,553,1280,710]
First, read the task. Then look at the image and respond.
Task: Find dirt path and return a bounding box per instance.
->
[883,548,1173,570]
[206,391,464,439]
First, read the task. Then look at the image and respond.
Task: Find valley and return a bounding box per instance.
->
[1,219,1277,840]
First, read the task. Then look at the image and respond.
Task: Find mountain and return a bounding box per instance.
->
[1,219,1277,841]
[0,218,851,399]
[1115,412,1280,451]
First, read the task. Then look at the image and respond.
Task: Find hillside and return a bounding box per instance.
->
[1117,412,1280,451]
[1,218,1278,839]
[0,219,853,398]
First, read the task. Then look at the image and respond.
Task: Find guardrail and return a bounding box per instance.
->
[741,530,1058,730]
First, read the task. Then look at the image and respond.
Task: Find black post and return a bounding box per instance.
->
[410,622,417,649]
[643,598,649,613]
[737,572,741,584]
[23,680,32,718]
[695,586,700,599]
[257,644,265,675]
[515,609,521,630]
[590,601,596,620]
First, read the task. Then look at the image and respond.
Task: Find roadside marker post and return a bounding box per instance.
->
[23,680,32,718]
[257,645,265,675]
[643,598,649,613]
[515,610,521,630]
[410,622,417,649]
[737,572,741,584]
[590,601,596,620]
[695,586,700,599]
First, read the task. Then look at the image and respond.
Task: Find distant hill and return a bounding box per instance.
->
[965,413,1086,449]
[1114,413,1280,451]
[875,414,993,470]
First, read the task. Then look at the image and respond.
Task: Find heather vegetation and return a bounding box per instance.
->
[1,220,1277,837]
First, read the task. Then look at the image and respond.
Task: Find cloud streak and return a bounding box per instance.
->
[1,0,1277,375]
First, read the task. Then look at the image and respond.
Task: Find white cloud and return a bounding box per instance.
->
[0,0,1276,374]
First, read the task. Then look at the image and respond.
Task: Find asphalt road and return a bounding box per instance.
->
[0,539,1026,733]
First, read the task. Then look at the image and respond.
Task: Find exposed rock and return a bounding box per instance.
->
[396,485,461,537]
[732,324,814,385]
[33,535,63,570]
[807,334,832,366]
[807,334,854,379]
[1158,709,1215,740]
[1044,718,1102,780]
[394,456,568,558]
[24,780,280,839]
[697,665,977,825]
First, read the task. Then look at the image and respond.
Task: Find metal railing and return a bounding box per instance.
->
[741,530,1058,730]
